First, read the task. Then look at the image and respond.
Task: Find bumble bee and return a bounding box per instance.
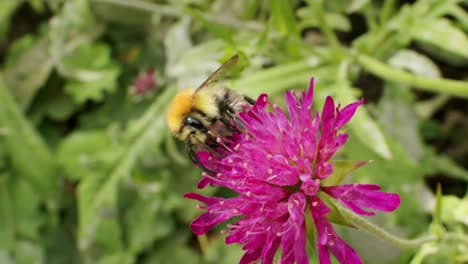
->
[166,55,254,171]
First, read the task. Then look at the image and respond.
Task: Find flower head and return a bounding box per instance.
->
[185,79,400,264]
[133,68,156,95]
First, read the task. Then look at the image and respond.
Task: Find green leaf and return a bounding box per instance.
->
[356,53,468,98]
[57,131,118,181]
[33,90,78,122]
[321,160,370,187]
[124,193,175,254]
[77,87,175,254]
[142,235,201,264]
[297,8,351,32]
[62,42,121,103]
[204,235,244,263]
[422,153,468,182]
[318,192,355,228]
[0,174,14,251]
[96,252,134,264]
[433,184,442,226]
[411,18,468,62]
[388,49,441,78]
[15,240,45,264]
[345,133,430,232]
[339,85,392,159]
[12,179,44,240]
[378,84,425,161]
[454,196,468,226]
[0,251,13,264]
[269,0,299,36]
[3,34,54,109]
[439,195,461,225]
[233,60,330,97]
[0,1,21,40]
[184,7,235,45]
[0,78,58,202]
[346,0,370,13]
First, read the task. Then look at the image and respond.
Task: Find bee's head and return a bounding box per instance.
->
[166,88,218,141]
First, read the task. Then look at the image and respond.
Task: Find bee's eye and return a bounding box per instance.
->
[186,117,207,132]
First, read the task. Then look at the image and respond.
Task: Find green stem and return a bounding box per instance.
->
[356,53,468,98]
[308,0,343,59]
[331,199,436,248]
[363,5,377,32]
[91,0,181,16]
[305,202,316,247]
[379,0,396,25]
[197,234,209,256]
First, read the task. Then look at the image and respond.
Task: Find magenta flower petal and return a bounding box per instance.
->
[183,78,399,264]
[322,184,401,216]
[310,197,363,264]
[133,68,156,95]
[335,98,365,129]
[280,193,308,264]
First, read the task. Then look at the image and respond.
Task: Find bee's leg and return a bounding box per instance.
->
[219,116,241,133]
[186,142,215,174]
[244,96,256,105]
[223,110,246,131]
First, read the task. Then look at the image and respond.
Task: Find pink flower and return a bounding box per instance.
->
[184,78,400,264]
[133,68,156,95]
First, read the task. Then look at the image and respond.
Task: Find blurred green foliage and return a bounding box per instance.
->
[0,0,467,263]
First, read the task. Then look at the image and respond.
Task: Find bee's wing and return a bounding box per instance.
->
[192,55,239,96]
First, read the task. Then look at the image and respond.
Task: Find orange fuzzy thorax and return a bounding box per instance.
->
[167,89,194,134]
[166,88,218,136]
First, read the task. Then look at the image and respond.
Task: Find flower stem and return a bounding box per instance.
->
[355,53,468,98]
[379,0,396,25]
[197,234,209,256]
[330,199,436,249]
[304,203,316,247]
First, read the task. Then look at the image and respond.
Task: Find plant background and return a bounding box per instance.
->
[0,0,467,263]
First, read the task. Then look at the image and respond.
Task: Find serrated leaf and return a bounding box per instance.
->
[321,160,370,187]
[411,18,468,61]
[124,195,174,254]
[62,42,121,103]
[57,131,118,181]
[77,88,175,254]
[3,34,54,109]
